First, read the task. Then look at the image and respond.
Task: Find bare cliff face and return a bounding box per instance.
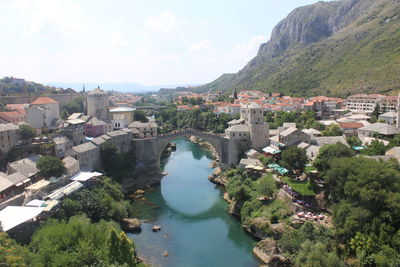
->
[253,0,373,62]
[193,0,400,97]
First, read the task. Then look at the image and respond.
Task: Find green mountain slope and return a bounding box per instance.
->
[194,0,400,97]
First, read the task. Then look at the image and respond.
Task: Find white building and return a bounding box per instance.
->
[26,97,60,131]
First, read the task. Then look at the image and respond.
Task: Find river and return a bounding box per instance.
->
[128,138,260,267]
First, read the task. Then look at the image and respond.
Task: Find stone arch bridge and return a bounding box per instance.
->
[129,130,242,187]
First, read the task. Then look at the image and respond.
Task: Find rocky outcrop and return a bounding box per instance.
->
[208,167,228,186]
[253,238,289,266]
[122,218,142,232]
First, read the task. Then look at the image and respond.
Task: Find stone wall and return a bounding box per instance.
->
[0,93,81,105]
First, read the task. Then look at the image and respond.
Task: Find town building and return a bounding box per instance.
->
[0,124,21,153]
[25,97,60,132]
[87,87,110,122]
[358,123,400,138]
[53,136,71,157]
[128,121,157,138]
[110,107,135,123]
[225,103,269,150]
[338,122,364,136]
[271,127,311,147]
[65,142,100,171]
[62,156,80,177]
[106,129,132,153]
[85,117,112,138]
[379,111,397,125]
[345,94,397,114]
[0,110,25,123]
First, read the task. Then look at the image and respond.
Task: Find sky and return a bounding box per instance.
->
[0,0,321,86]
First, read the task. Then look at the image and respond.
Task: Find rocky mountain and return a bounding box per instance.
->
[192,0,400,97]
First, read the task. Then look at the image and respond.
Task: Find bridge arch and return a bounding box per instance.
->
[156,130,224,165]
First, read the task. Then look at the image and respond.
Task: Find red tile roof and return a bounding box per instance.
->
[339,122,364,129]
[31,97,58,105]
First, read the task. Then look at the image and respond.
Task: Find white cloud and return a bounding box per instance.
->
[233,35,268,57]
[145,11,179,34]
[187,40,214,53]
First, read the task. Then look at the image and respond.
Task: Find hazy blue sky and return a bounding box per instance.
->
[0,0,320,85]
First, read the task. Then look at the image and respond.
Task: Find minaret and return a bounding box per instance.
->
[233,88,238,100]
[397,91,400,128]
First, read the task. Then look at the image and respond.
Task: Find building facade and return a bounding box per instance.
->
[87,87,110,122]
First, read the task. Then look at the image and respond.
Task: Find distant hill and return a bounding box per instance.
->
[46,82,199,94]
[190,0,400,97]
[0,77,76,96]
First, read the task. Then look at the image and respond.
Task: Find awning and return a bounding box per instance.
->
[25,199,45,207]
[352,146,365,151]
[263,146,281,154]
[26,179,50,191]
[0,206,43,231]
[46,181,84,200]
[70,171,103,182]
[245,164,256,169]
[253,166,264,171]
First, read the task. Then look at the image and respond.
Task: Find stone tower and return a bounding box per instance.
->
[87,86,110,122]
[241,103,269,150]
[397,91,400,128]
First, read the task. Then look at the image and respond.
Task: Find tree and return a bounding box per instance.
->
[294,241,345,267]
[256,175,277,197]
[314,143,354,173]
[19,124,36,140]
[29,215,140,267]
[280,146,308,173]
[0,232,32,267]
[361,139,386,155]
[37,156,65,178]
[258,155,274,166]
[346,136,362,147]
[321,124,343,136]
[133,110,148,122]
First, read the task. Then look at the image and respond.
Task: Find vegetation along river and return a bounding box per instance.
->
[129,137,260,267]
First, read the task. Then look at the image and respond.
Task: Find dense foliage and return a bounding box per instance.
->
[321,124,343,136]
[37,156,65,178]
[29,215,143,267]
[56,177,132,222]
[324,157,400,265]
[0,232,32,267]
[19,124,36,140]
[100,142,136,181]
[264,110,323,130]
[133,110,149,123]
[156,107,236,134]
[60,96,84,119]
[280,146,307,173]
[314,142,355,173]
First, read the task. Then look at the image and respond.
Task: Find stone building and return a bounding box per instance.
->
[87,87,110,122]
[65,142,100,171]
[106,129,132,153]
[62,156,80,177]
[25,97,60,131]
[128,121,157,138]
[277,127,311,147]
[225,103,269,150]
[0,123,21,153]
[53,136,71,158]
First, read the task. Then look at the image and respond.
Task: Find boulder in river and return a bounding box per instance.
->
[135,189,145,194]
[163,250,169,257]
[152,225,161,232]
[122,218,142,232]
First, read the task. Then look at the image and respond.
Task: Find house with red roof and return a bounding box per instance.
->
[25,97,60,132]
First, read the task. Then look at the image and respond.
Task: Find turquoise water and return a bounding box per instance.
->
[129,138,260,267]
